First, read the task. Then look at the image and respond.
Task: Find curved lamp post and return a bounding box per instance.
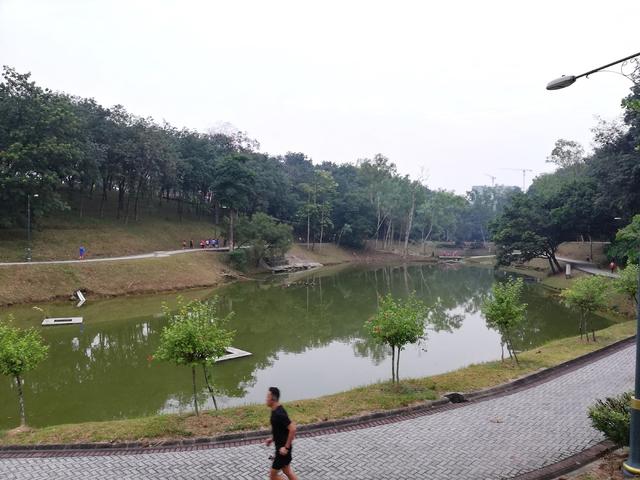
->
[547,52,640,478]
[546,51,640,90]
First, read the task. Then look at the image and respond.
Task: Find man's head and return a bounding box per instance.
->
[266,387,280,407]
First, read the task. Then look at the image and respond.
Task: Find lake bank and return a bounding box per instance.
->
[0,242,440,307]
[1,319,633,446]
[0,262,623,432]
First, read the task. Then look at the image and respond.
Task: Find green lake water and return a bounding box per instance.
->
[0,263,612,429]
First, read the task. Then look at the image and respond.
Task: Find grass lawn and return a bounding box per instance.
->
[0,252,236,306]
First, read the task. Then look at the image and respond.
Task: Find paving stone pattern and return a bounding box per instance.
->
[0,345,634,480]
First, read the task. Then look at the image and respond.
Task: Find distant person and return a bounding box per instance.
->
[200,240,205,249]
[610,261,616,273]
[79,246,86,260]
[182,240,187,249]
[265,387,298,480]
[205,239,210,248]
[189,239,194,249]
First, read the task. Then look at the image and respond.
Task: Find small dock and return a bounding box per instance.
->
[438,256,463,263]
[42,317,83,326]
[214,347,252,363]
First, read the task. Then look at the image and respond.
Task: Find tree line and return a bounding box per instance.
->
[0,66,516,253]
[491,67,640,270]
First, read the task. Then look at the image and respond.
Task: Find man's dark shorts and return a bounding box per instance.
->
[272,446,292,470]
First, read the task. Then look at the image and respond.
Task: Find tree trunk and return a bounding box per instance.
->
[391,347,395,382]
[202,364,218,410]
[15,375,26,427]
[99,178,109,219]
[191,366,199,416]
[506,337,519,365]
[396,347,401,382]
[319,210,324,251]
[403,191,416,258]
[117,179,126,220]
[228,209,235,251]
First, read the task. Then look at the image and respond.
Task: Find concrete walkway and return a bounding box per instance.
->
[556,256,619,278]
[0,344,634,479]
[0,248,229,267]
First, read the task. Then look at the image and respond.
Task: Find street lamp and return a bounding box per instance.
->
[546,51,640,90]
[547,54,640,477]
[26,194,38,262]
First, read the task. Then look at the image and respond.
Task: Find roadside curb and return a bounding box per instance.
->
[0,335,634,458]
[510,440,616,480]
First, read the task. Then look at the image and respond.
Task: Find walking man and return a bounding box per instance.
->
[265,387,298,480]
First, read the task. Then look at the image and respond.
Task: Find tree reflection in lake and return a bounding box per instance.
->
[0,264,614,429]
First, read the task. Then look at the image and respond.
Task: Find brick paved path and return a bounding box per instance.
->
[0,345,634,479]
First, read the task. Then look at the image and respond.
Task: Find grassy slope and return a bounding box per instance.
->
[0,253,237,306]
[0,192,221,262]
[287,243,356,265]
[1,320,634,446]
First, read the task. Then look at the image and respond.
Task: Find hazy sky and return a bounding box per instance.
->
[1,0,638,193]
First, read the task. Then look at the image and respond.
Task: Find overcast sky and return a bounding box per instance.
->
[1,0,638,193]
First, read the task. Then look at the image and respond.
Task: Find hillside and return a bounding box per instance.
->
[0,192,221,262]
[0,252,238,306]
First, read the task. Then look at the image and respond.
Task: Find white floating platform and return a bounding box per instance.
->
[214,347,252,363]
[42,317,84,326]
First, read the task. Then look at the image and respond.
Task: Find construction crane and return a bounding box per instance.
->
[484,174,496,186]
[501,167,533,191]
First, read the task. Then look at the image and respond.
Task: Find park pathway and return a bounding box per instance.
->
[0,343,634,479]
[556,256,619,278]
[0,248,228,267]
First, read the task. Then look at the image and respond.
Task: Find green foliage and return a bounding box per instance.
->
[228,249,248,271]
[614,263,639,305]
[561,276,609,316]
[588,391,631,447]
[366,294,427,349]
[236,212,292,265]
[546,138,585,169]
[481,278,527,363]
[0,67,82,227]
[155,297,235,414]
[491,193,562,271]
[155,297,235,368]
[609,215,640,265]
[561,275,609,341]
[0,315,49,426]
[0,315,49,378]
[365,294,427,382]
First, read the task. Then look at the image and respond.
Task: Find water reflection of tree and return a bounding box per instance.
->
[0,264,501,428]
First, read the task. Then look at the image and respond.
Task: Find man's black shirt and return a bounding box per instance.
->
[270,405,291,448]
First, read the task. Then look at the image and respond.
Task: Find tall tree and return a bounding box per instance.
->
[212,155,256,250]
[155,298,235,413]
[0,67,82,227]
[0,316,49,427]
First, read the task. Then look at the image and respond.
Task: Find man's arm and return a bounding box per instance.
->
[284,421,296,449]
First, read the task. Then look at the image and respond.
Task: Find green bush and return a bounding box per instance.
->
[588,391,631,446]
[228,249,248,271]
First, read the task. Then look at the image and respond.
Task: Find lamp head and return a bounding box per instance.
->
[546,75,577,90]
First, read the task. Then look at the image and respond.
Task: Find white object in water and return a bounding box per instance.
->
[76,290,86,308]
[214,347,252,363]
[42,317,84,326]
